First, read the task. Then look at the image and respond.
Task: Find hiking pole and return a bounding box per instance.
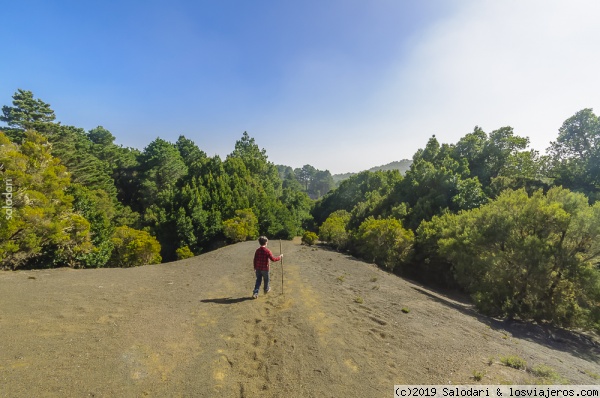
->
[280,239,284,295]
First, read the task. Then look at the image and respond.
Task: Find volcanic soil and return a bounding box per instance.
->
[1,238,599,397]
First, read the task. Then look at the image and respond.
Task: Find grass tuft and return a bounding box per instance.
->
[531,364,558,378]
[472,370,485,381]
[585,370,600,380]
[500,355,527,370]
[531,365,567,384]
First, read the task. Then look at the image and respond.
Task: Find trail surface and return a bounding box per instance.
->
[1,239,599,397]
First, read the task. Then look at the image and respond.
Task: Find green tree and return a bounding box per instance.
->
[83,126,142,215]
[480,127,529,185]
[550,108,598,159]
[141,187,178,261]
[176,135,207,175]
[226,133,305,239]
[488,149,551,198]
[137,138,188,208]
[87,125,115,147]
[313,170,401,225]
[229,132,278,186]
[281,183,313,234]
[1,89,56,131]
[277,165,294,180]
[434,187,600,330]
[348,191,386,230]
[319,210,351,250]
[0,131,94,269]
[548,108,600,201]
[412,212,459,287]
[309,169,335,198]
[292,165,335,198]
[111,147,141,217]
[175,178,211,251]
[295,164,316,192]
[394,137,483,229]
[282,170,303,191]
[68,184,115,267]
[48,125,119,202]
[453,127,487,174]
[175,206,197,251]
[453,126,534,195]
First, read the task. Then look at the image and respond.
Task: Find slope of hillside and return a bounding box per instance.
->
[1,239,599,397]
[333,159,412,183]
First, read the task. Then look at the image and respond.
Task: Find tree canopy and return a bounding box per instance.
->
[1,89,56,131]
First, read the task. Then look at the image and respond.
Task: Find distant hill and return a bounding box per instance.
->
[332,159,412,184]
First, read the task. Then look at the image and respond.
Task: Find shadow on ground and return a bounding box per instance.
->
[410,286,600,364]
[200,297,254,304]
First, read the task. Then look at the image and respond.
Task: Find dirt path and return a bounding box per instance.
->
[1,239,599,397]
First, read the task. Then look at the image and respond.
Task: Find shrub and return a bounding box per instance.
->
[0,131,95,269]
[531,365,565,383]
[176,246,194,260]
[584,370,600,380]
[222,208,258,243]
[108,226,162,267]
[472,370,485,381]
[500,355,527,370]
[354,217,414,271]
[433,187,600,330]
[319,210,351,250]
[301,231,318,246]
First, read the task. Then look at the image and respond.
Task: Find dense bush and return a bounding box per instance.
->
[175,246,194,260]
[431,187,600,330]
[223,208,259,243]
[353,217,414,271]
[301,231,318,246]
[319,210,351,250]
[0,131,94,269]
[108,226,162,267]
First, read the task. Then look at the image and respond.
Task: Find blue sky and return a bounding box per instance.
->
[1,1,599,174]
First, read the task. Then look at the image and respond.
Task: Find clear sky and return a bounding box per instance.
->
[1,0,599,174]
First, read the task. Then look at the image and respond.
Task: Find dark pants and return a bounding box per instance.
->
[254,270,269,294]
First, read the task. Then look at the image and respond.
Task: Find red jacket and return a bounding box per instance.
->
[254,246,281,271]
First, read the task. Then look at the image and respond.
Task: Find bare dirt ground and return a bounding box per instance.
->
[1,238,599,397]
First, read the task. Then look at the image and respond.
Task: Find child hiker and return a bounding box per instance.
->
[253,236,282,299]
